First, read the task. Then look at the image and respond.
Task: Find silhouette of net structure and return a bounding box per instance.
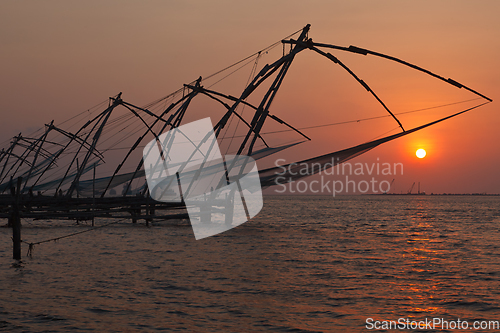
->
[0,24,491,225]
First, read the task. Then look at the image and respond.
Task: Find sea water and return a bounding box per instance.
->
[1,195,500,332]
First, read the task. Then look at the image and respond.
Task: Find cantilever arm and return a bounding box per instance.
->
[268,114,311,141]
[192,88,269,148]
[187,85,311,144]
[194,86,312,142]
[15,141,53,160]
[283,39,492,102]
[49,125,105,161]
[306,43,405,132]
[120,100,168,123]
[120,103,160,140]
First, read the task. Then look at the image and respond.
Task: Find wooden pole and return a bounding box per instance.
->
[145,190,151,227]
[92,163,96,227]
[12,177,22,260]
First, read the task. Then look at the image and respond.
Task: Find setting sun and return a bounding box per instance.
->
[416,148,426,159]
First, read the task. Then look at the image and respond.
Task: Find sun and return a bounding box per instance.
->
[416,148,426,159]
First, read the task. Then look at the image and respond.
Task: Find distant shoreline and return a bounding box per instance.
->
[263,193,500,197]
[377,193,500,196]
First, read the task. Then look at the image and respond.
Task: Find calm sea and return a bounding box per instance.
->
[1,195,500,332]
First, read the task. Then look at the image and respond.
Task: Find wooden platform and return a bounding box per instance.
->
[0,193,187,223]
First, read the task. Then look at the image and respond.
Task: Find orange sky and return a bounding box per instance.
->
[1,1,499,194]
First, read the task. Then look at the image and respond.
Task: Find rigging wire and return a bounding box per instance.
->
[24,218,128,257]
[142,28,303,111]
[219,98,484,139]
[223,51,263,155]
[0,99,110,149]
[202,28,302,84]
[206,56,260,90]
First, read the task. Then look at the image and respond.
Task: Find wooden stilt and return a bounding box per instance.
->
[92,163,96,227]
[145,191,151,227]
[12,177,22,260]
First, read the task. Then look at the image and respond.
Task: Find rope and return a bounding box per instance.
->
[141,28,303,111]
[206,56,258,89]
[23,218,127,258]
[223,52,263,154]
[219,98,484,139]
[202,28,302,83]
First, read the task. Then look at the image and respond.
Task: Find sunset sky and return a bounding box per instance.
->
[1,1,499,194]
